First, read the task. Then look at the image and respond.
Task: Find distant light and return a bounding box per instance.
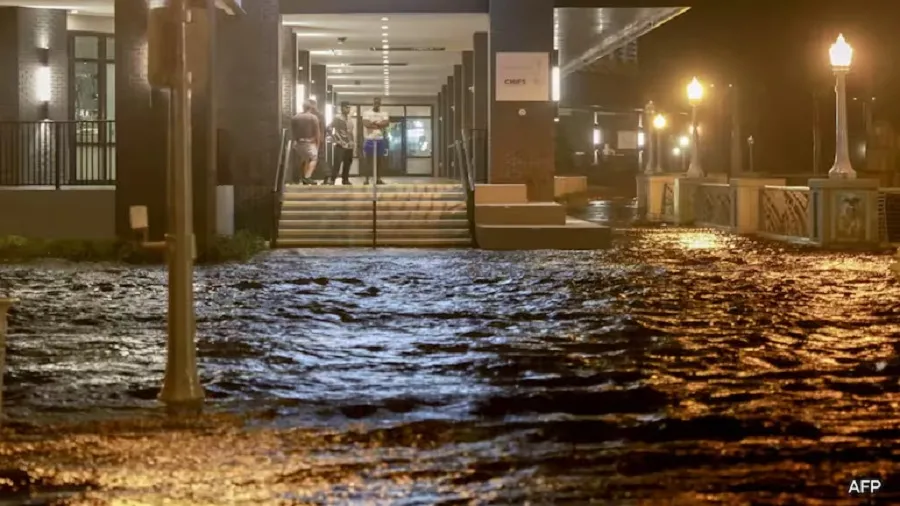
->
[381,17,389,21]
[637,131,646,147]
[687,77,704,102]
[673,147,681,156]
[592,128,601,146]
[652,114,667,130]
[679,135,689,147]
[554,117,560,122]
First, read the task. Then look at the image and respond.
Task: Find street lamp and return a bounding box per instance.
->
[643,101,656,175]
[828,33,855,179]
[686,77,704,177]
[652,113,667,172]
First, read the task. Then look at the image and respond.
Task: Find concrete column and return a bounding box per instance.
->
[310,64,327,176]
[280,28,297,121]
[436,91,443,176]
[472,31,488,183]
[447,75,455,178]
[453,64,463,150]
[462,51,474,134]
[216,0,282,237]
[808,178,881,247]
[297,50,310,104]
[115,0,169,239]
[440,84,449,177]
[489,0,555,201]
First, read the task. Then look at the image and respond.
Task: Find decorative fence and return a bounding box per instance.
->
[661,181,675,222]
[0,120,115,188]
[695,183,732,228]
[878,188,900,245]
[757,186,813,243]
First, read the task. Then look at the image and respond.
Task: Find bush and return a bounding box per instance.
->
[0,231,268,265]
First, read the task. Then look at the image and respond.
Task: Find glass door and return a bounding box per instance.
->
[385,117,407,176]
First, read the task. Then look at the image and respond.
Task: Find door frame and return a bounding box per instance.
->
[386,116,408,176]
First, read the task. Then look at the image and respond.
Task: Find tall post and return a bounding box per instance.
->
[829,71,855,178]
[654,128,664,173]
[644,101,655,175]
[730,85,743,176]
[687,105,703,177]
[160,0,203,406]
[747,136,755,173]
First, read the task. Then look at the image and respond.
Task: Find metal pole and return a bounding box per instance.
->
[644,102,655,175]
[829,70,855,179]
[687,104,703,177]
[372,142,378,248]
[160,0,203,406]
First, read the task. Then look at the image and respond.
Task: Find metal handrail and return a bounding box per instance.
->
[270,128,290,248]
[454,132,477,247]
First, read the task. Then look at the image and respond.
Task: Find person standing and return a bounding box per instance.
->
[290,101,320,185]
[325,102,355,185]
[308,99,329,181]
[361,97,389,185]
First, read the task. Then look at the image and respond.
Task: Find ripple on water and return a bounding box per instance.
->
[2,229,900,503]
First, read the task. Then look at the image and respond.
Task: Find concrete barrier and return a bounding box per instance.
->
[0,188,115,239]
[474,184,527,204]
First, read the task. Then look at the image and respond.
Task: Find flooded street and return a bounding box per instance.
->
[3,222,900,504]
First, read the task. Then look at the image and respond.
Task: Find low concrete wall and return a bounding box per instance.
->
[0,187,116,239]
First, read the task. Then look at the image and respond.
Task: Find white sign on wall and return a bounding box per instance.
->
[495,52,550,102]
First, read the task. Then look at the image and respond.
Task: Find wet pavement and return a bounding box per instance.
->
[3,205,900,504]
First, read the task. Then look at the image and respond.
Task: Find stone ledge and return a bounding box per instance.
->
[475,202,566,226]
[476,218,611,250]
[474,184,528,204]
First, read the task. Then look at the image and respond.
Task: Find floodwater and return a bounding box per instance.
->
[3,205,900,504]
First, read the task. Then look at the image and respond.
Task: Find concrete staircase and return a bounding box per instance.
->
[276,183,472,248]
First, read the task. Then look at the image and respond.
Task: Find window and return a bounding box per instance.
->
[406,118,432,158]
[69,33,115,121]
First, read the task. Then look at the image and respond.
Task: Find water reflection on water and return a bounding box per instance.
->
[3,223,900,503]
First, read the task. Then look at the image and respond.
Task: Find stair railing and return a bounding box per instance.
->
[271,128,291,249]
[455,130,477,247]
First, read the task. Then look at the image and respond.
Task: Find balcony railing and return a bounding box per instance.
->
[0,120,116,188]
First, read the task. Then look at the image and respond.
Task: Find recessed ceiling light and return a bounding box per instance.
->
[381,25,388,30]
[382,39,388,43]
[70,9,78,13]
[381,17,389,21]
[384,45,390,49]
[382,32,388,37]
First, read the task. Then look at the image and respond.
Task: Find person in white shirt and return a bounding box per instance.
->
[361,97,389,185]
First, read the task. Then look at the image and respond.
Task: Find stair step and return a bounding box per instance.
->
[279,219,470,230]
[277,228,471,239]
[276,237,473,248]
[279,210,467,221]
[284,184,463,194]
[282,200,467,211]
[283,191,464,202]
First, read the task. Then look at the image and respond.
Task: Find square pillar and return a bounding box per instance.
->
[462,51,474,133]
[674,175,728,225]
[473,31,488,183]
[808,178,881,248]
[436,91,443,176]
[453,64,463,161]
[280,27,297,121]
[440,83,449,177]
[489,0,555,202]
[447,75,455,177]
[730,177,786,234]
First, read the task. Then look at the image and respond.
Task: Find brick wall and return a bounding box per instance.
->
[16,8,68,121]
[0,9,19,120]
[216,0,282,238]
[280,27,296,123]
[0,7,67,121]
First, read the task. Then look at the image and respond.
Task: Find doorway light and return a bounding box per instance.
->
[296,83,305,110]
[551,66,560,101]
[36,67,51,103]
[325,103,334,125]
[592,128,601,146]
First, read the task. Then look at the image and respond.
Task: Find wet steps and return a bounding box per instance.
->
[276,184,472,248]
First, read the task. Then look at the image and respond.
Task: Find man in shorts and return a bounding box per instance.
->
[290,101,321,185]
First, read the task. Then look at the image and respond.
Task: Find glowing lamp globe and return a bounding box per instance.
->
[829,34,852,69]
[653,114,667,130]
[687,77,703,103]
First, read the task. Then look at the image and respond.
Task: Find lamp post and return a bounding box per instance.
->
[747,135,755,173]
[644,101,656,175]
[652,113,667,173]
[686,77,704,177]
[828,34,855,179]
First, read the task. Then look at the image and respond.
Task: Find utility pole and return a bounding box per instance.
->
[151,0,203,406]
